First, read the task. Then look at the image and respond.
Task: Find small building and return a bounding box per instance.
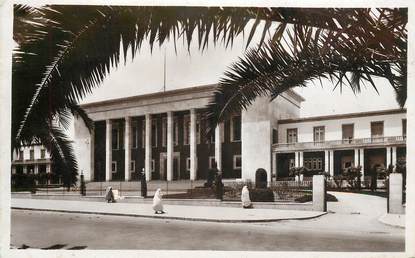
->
[73,84,406,183]
[11,144,52,176]
[273,109,406,180]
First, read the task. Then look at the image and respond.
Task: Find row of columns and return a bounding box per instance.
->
[288,147,398,180]
[11,164,51,174]
[105,110,224,182]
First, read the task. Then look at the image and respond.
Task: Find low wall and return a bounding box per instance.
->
[12,193,314,210]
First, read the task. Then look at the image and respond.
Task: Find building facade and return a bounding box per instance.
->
[74,84,406,183]
[273,109,407,180]
[74,84,303,182]
[11,144,52,176]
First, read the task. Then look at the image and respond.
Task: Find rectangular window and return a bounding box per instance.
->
[130,160,136,172]
[186,157,191,172]
[30,149,34,160]
[151,119,157,147]
[403,119,407,137]
[151,159,155,172]
[184,115,190,145]
[19,150,24,161]
[289,158,295,168]
[287,128,298,143]
[111,161,117,173]
[371,121,384,138]
[196,116,201,144]
[112,127,119,150]
[132,122,138,149]
[342,124,354,140]
[162,117,167,147]
[208,156,216,169]
[313,126,325,142]
[40,149,46,159]
[231,115,241,142]
[142,121,146,149]
[174,118,179,145]
[272,129,278,144]
[233,155,242,169]
[304,157,323,171]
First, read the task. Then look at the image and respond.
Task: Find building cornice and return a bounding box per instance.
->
[278,108,406,124]
[80,83,305,109]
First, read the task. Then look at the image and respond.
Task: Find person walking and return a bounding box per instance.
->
[105,186,115,203]
[214,171,224,200]
[152,188,165,214]
[140,168,147,198]
[241,185,253,208]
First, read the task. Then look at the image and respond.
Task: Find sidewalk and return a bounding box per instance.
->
[378,213,405,228]
[11,198,326,223]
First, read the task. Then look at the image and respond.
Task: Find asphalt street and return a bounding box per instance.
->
[11,208,404,251]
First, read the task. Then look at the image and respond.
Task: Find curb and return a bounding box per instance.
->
[11,207,327,223]
[378,214,405,229]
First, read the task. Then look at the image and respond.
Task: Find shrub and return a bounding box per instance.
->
[249,188,274,202]
[11,173,36,191]
[294,193,338,203]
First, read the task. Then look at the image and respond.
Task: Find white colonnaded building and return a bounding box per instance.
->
[73,84,406,184]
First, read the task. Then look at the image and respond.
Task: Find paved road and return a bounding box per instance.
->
[11,210,403,251]
[10,192,404,251]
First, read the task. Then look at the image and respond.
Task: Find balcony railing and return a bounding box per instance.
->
[273,136,406,152]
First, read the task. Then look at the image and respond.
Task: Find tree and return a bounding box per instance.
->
[13,6,407,184]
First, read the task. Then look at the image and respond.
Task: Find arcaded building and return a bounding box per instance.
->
[73,84,406,183]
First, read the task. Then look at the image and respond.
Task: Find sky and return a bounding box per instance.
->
[81,23,400,118]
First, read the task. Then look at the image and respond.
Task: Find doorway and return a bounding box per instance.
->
[160,152,181,180]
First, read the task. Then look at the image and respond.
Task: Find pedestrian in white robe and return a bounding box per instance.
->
[152,188,165,214]
[241,185,253,208]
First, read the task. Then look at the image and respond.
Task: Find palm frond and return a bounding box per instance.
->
[205,17,406,134]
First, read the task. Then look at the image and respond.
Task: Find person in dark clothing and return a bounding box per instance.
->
[140,168,147,198]
[205,162,218,188]
[214,171,224,200]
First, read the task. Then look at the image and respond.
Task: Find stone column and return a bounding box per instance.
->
[359,148,365,180]
[46,164,51,184]
[145,114,152,181]
[34,165,39,174]
[299,151,304,167]
[11,166,16,175]
[388,173,404,214]
[23,166,27,174]
[167,111,173,181]
[294,152,299,167]
[324,150,329,173]
[354,148,359,167]
[124,117,131,181]
[190,109,197,180]
[105,119,112,181]
[312,175,327,212]
[392,146,397,167]
[386,146,392,167]
[329,150,334,177]
[272,152,277,180]
[214,123,223,171]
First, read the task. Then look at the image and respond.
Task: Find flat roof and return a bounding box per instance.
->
[81,84,305,109]
[278,108,406,124]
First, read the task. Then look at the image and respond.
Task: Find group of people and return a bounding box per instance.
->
[105,185,165,214]
[104,164,254,212]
